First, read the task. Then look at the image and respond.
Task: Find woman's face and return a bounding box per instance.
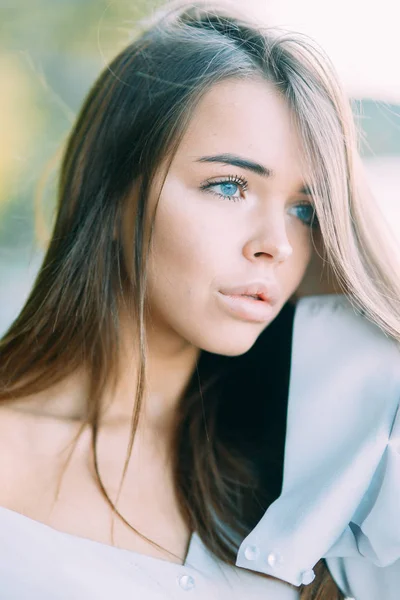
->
[134,78,316,356]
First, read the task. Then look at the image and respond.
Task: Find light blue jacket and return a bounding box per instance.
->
[236,294,400,599]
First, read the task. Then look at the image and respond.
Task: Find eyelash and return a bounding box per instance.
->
[199,174,319,229]
[199,174,249,201]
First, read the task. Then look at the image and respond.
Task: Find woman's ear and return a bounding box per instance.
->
[292,230,343,300]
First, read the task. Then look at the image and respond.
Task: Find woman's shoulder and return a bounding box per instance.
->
[293,293,400,359]
[291,293,400,412]
[234,293,400,597]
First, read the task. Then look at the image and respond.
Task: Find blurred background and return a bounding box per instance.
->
[1,0,399,336]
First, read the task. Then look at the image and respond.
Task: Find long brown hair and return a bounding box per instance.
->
[2,2,399,597]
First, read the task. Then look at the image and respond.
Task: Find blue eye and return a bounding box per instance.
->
[291,203,319,228]
[214,182,241,199]
[200,176,319,229]
[200,175,248,202]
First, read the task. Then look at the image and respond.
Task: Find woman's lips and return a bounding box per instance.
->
[216,292,275,323]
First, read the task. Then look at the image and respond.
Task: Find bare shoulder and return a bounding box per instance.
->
[0,402,84,452]
[0,403,87,506]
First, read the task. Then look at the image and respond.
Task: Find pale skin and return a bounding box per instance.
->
[0,77,340,570]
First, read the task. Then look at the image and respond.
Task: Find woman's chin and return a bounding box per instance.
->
[198,329,264,357]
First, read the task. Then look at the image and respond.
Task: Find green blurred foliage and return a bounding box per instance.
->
[0,0,165,256]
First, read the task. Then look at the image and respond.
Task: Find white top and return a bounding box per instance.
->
[0,505,297,599]
[0,294,399,599]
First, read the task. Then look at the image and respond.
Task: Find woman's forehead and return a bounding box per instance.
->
[172,78,307,190]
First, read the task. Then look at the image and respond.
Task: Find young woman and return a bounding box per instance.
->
[0,2,399,598]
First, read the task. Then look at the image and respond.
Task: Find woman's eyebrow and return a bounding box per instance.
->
[195,153,311,195]
[196,153,272,177]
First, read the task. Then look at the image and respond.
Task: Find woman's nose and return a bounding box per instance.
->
[243,217,293,264]
[253,240,293,262]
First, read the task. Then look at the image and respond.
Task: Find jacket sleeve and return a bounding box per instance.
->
[234,294,400,599]
[325,397,400,599]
